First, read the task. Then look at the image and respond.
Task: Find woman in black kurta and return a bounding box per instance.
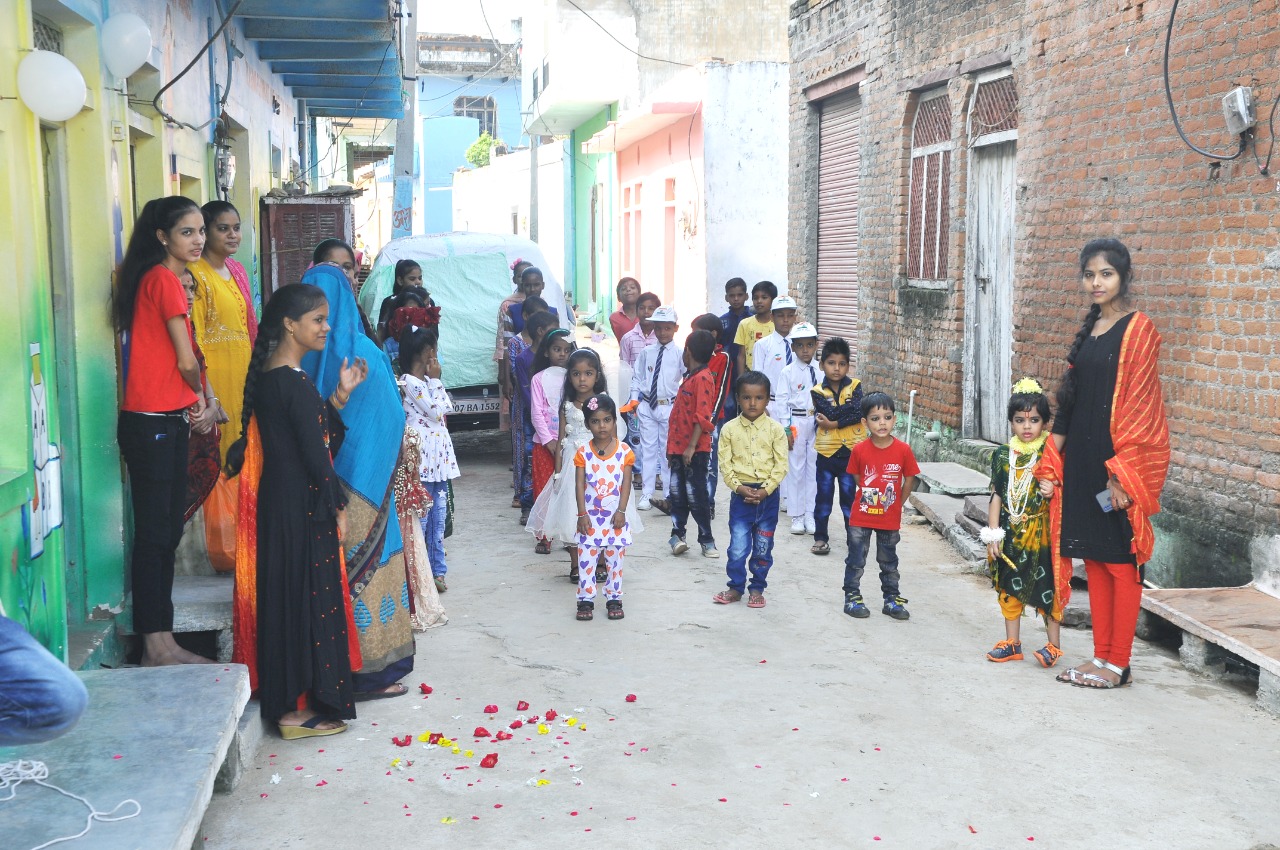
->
[254,366,355,729]
[226,282,369,737]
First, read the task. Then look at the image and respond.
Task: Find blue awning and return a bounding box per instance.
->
[236,0,405,119]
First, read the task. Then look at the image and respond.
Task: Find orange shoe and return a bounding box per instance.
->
[986,639,1024,662]
[1034,642,1063,668]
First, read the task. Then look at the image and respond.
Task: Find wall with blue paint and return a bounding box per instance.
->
[418,76,523,234]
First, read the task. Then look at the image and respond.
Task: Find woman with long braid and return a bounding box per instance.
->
[1039,239,1169,689]
[225,283,368,738]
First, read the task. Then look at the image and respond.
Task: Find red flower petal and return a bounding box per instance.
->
[625,694,637,703]
[516,700,530,711]
[495,731,513,741]
[718,797,727,802]
[428,733,443,744]
[473,727,491,738]
[544,709,558,721]
[484,704,499,714]
[418,684,433,694]
[480,753,499,768]
[509,720,523,729]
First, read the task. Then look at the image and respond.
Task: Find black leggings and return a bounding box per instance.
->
[117,411,189,634]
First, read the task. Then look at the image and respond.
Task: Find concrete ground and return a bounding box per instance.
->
[200,432,1280,849]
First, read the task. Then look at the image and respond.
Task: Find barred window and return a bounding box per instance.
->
[454,96,497,138]
[906,91,952,282]
[971,74,1018,139]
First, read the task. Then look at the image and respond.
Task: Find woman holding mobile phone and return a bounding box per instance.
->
[1040,239,1169,690]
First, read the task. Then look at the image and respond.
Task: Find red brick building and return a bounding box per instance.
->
[787,0,1280,588]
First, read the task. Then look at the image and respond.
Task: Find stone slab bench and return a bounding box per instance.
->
[1141,585,1280,717]
[915,462,990,496]
[0,664,249,850]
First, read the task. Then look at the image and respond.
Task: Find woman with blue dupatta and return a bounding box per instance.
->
[300,256,416,699]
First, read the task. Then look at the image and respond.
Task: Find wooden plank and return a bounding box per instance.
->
[1142,586,1280,676]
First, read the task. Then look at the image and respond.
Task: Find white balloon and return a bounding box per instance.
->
[17,50,86,123]
[101,13,152,79]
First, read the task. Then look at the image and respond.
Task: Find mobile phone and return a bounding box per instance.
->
[1095,489,1113,513]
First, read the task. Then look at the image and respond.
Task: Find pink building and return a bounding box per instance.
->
[582,61,789,329]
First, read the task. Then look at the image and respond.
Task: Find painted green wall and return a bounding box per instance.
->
[570,105,618,331]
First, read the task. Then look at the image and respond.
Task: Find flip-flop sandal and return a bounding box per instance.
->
[354,683,410,702]
[712,590,742,604]
[810,541,830,555]
[747,593,766,608]
[279,716,348,740]
[434,576,448,594]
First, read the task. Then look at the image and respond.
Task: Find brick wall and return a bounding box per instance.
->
[789,0,1280,587]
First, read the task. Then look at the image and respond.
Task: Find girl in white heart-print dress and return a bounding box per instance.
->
[573,393,642,621]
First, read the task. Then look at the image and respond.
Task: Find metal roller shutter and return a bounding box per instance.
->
[816,91,861,359]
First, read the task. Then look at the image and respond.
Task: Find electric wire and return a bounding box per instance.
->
[151,0,246,130]
[1162,0,1245,161]
[561,0,693,67]
[1250,91,1279,176]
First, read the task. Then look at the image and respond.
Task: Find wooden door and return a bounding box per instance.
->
[966,141,1016,442]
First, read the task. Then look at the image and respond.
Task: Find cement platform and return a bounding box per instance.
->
[0,664,249,850]
[915,461,990,496]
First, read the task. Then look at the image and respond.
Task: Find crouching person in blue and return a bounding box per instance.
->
[0,605,88,746]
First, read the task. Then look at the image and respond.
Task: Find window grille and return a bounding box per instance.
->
[33,15,64,54]
[906,92,952,281]
[454,95,498,138]
[972,75,1018,138]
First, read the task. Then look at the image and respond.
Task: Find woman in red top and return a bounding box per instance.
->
[112,196,211,666]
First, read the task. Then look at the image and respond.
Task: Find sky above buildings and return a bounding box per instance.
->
[422,0,526,41]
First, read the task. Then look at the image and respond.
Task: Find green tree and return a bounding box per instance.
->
[466,132,495,168]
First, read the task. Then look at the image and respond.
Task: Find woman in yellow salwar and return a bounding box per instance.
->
[189,200,259,571]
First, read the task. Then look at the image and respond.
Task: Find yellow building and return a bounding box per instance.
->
[0,0,403,665]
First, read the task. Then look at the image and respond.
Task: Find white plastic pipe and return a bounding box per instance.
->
[906,389,918,446]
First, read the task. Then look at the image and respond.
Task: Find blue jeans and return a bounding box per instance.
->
[422,479,450,577]
[843,525,902,598]
[813,451,855,543]
[669,452,714,546]
[724,489,780,593]
[0,615,88,746]
[517,419,535,510]
[707,424,721,503]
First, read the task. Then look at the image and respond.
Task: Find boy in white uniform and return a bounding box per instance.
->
[628,305,684,510]
[748,295,799,426]
[780,322,820,535]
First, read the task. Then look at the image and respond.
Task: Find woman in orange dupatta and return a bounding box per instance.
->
[1038,239,1169,690]
[226,283,366,739]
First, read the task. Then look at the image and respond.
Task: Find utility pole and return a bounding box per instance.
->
[529,132,539,242]
[392,0,418,239]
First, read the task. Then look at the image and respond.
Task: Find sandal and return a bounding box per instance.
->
[747,592,766,608]
[595,565,608,584]
[713,589,743,604]
[434,576,447,594]
[279,715,348,740]
[569,566,579,582]
[1034,642,1063,668]
[354,682,409,701]
[1057,656,1103,684]
[576,601,594,621]
[811,541,831,555]
[511,498,521,508]
[535,538,552,555]
[1071,659,1131,689]
[606,600,625,620]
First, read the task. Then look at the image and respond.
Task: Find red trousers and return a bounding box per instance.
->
[1085,559,1143,667]
[532,443,554,499]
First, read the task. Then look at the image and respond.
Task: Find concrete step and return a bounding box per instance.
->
[909,492,986,571]
[955,512,986,539]
[963,494,989,524]
[0,664,249,850]
[120,575,235,662]
[916,462,990,496]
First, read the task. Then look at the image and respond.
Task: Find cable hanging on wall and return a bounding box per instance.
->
[1162,0,1246,162]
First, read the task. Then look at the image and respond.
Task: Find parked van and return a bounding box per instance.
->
[358,233,574,429]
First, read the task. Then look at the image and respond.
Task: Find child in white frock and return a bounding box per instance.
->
[528,349,643,580]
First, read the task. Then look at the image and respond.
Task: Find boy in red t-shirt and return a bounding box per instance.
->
[692,313,732,518]
[843,392,920,620]
[665,330,720,557]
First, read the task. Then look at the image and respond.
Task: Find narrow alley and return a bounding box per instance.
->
[198,434,1280,848]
